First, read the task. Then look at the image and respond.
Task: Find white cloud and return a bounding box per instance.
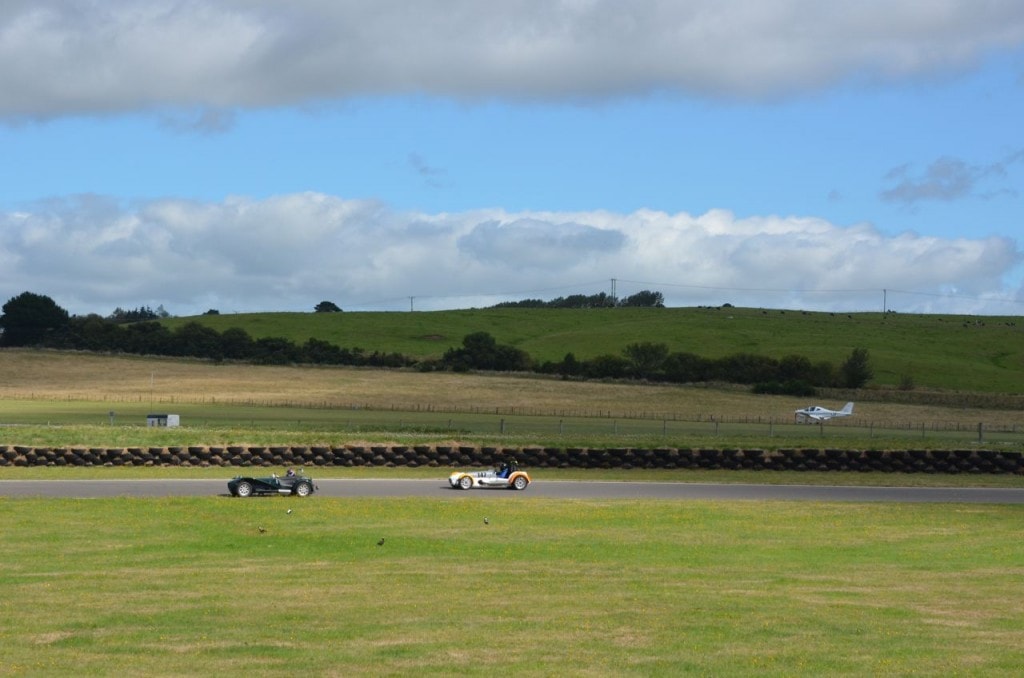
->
[1,193,1020,316]
[2,1,1024,119]
[457,218,626,266]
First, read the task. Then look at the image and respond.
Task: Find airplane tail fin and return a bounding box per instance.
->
[840,402,854,415]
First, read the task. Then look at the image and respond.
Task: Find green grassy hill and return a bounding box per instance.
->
[162,307,1024,394]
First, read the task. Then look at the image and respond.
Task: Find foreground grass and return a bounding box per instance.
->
[2,497,1022,676]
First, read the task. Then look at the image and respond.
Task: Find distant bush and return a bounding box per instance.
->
[582,354,631,379]
[841,347,873,388]
[441,331,533,372]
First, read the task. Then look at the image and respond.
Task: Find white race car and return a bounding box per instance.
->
[449,459,531,490]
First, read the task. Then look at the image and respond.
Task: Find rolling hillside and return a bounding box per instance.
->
[161,306,1024,394]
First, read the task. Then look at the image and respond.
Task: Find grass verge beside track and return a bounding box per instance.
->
[2,497,1022,676]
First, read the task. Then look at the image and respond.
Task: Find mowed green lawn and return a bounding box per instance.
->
[2,496,1022,676]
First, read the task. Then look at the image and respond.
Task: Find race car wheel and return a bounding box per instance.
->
[512,476,529,491]
[235,481,253,498]
[294,481,312,497]
[458,475,473,490]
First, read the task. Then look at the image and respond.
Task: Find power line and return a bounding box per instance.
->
[616,277,875,295]
[617,278,1024,309]
[343,279,613,310]
[340,278,1024,312]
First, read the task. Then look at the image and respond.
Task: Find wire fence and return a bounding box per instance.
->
[271,415,1024,447]
[3,392,1023,447]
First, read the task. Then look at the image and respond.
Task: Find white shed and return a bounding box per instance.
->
[146,413,180,428]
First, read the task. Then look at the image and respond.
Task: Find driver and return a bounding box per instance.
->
[286,468,296,477]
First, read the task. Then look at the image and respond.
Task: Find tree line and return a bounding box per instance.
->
[492,289,664,309]
[0,291,871,391]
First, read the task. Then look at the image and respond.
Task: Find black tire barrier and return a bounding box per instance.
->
[0,444,1021,474]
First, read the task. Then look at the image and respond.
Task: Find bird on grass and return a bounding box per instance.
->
[286,509,293,515]
[483,517,489,525]
[377,538,385,546]
[257,526,266,534]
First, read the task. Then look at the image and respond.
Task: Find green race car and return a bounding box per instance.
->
[228,470,316,498]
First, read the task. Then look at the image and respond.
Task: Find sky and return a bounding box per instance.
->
[1,1,1023,317]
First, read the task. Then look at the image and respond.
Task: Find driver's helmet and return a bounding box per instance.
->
[286,468,296,477]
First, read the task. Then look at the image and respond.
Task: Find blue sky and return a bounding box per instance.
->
[1,1,1023,316]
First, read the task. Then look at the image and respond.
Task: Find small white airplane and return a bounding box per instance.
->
[794,402,854,423]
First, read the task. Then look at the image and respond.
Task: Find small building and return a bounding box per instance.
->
[146,414,180,428]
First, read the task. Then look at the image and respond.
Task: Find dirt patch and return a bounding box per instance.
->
[33,631,74,645]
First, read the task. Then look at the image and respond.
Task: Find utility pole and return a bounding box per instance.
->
[610,278,617,305]
[409,296,414,312]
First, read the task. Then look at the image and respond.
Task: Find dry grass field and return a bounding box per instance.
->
[3,349,1024,429]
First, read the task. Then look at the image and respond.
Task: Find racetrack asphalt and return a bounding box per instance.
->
[1,479,1023,503]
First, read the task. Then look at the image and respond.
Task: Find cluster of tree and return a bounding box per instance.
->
[107,305,170,324]
[435,331,532,372]
[534,342,872,390]
[492,290,664,309]
[0,292,70,346]
[0,292,871,391]
[62,318,411,367]
[0,293,404,366]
